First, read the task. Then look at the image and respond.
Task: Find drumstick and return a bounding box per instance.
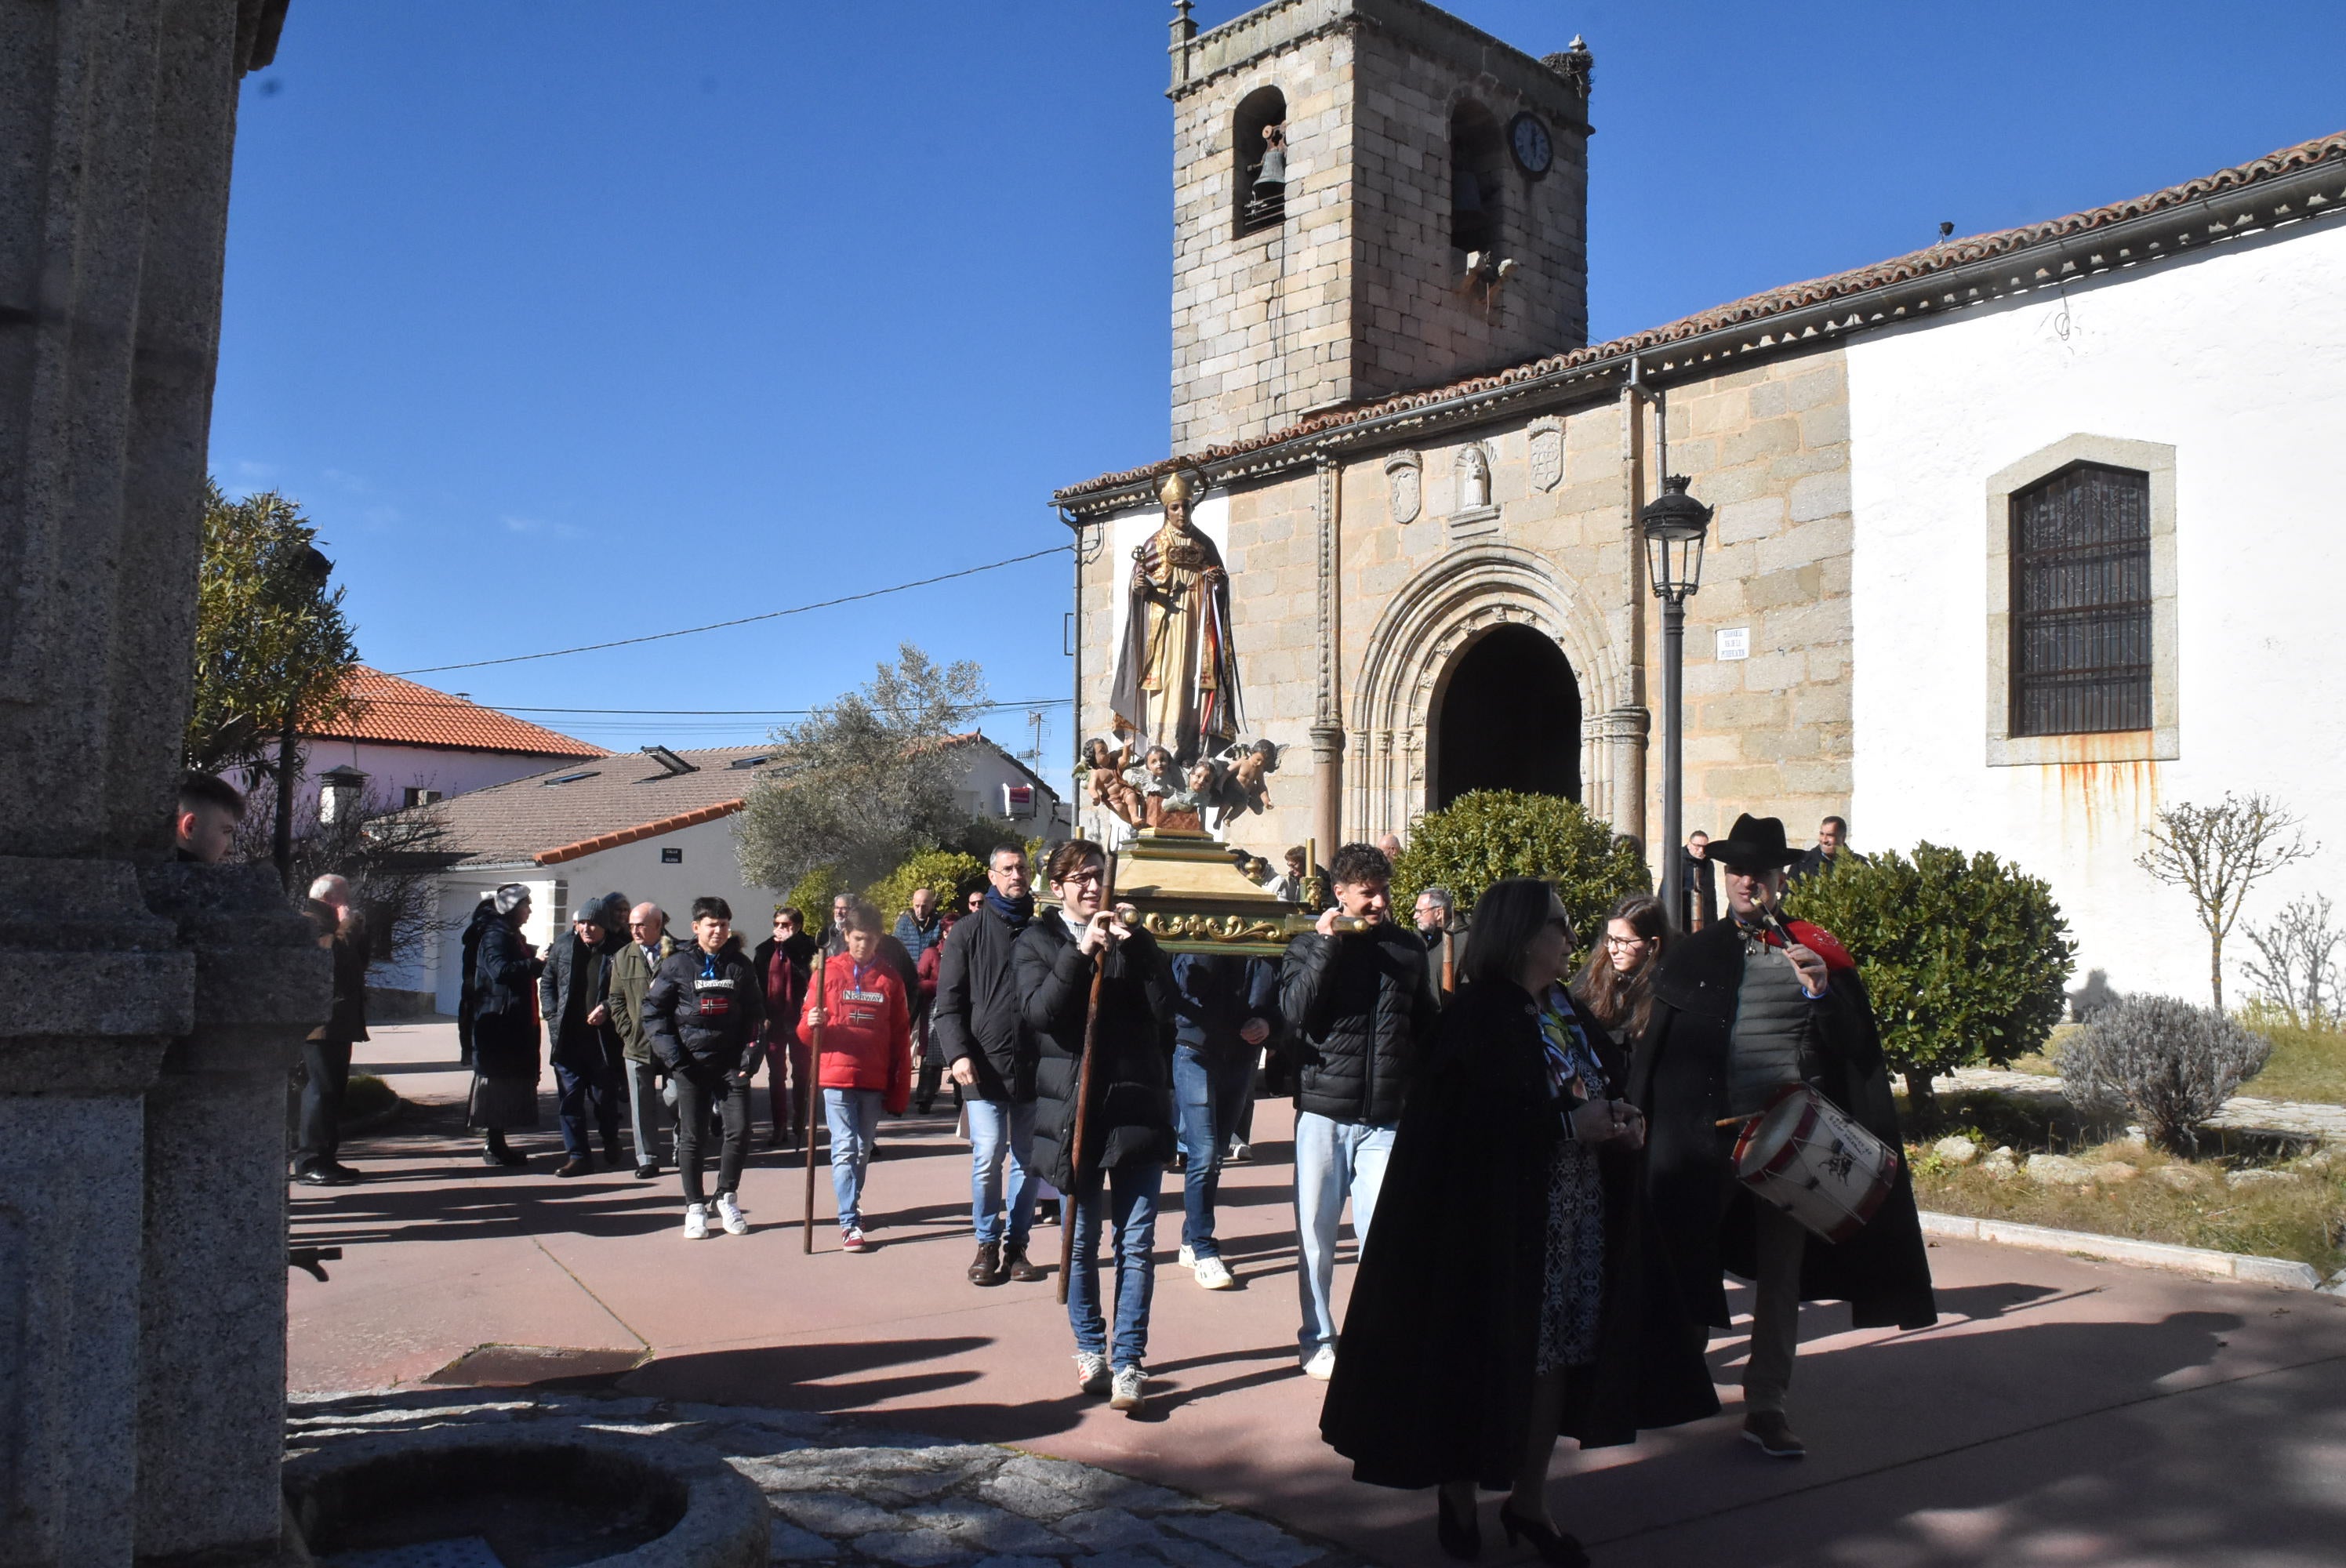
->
[1715,1115,1748,1127]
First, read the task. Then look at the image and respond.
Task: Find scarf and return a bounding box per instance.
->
[984,886,1034,932]
[1536,985,1606,1103]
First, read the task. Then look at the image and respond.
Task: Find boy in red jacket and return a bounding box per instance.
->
[801,899,911,1251]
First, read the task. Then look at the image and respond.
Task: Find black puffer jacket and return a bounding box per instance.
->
[1278,920,1439,1125]
[933,906,1037,1104]
[642,936,766,1077]
[1016,912,1176,1191]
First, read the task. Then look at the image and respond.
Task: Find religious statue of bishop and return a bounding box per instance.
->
[1109,468,1244,768]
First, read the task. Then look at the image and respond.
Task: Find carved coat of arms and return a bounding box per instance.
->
[1385,452,1422,525]
[1528,419,1563,492]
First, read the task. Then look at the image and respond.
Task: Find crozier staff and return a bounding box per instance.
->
[1632,814,1934,1461]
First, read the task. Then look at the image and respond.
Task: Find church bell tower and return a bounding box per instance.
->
[1166,0,1592,456]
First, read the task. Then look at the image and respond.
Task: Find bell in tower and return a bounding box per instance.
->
[1164,0,1592,456]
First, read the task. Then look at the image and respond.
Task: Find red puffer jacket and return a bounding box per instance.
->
[800,953,911,1113]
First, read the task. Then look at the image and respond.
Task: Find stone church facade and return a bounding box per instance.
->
[1057,0,2346,995]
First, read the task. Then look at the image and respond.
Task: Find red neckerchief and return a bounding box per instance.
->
[1735,913,1856,971]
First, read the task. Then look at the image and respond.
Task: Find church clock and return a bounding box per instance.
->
[1509,111,1552,176]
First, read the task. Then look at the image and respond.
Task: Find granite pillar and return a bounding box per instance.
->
[0,2,307,1566]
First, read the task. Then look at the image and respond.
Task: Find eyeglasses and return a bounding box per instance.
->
[1604,934,1647,948]
[1059,869,1106,886]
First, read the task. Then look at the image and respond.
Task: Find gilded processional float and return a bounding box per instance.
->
[1077,469,1356,953]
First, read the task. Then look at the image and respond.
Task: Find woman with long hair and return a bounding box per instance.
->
[1320,878,1716,1565]
[1571,893,1669,1047]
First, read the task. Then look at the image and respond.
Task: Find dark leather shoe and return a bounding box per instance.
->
[555,1156,592,1178]
[968,1242,1003,1287]
[1743,1410,1807,1458]
[1000,1244,1046,1283]
[1436,1490,1480,1561]
[633,1163,659,1181]
[292,1167,348,1187]
[1497,1504,1585,1566]
[324,1163,365,1184]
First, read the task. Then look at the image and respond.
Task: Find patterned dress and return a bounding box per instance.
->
[1533,987,1608,1374]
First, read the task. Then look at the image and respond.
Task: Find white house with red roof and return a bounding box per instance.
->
[389,735,1066,1013]
[237,665,607,820]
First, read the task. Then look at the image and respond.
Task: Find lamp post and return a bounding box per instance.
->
[1640,474,1713,931]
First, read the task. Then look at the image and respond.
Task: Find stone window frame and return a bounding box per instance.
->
[1984,433,2177,766]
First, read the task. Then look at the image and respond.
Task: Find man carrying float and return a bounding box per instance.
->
[1632,813,1935,1460]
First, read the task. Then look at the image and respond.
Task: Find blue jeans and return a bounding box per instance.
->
[824,1087,883,1230]
[967,1097,1038,1247]
[1172,1045,1255,1258]
[554,1055,622,1160]
[1067,1160,1164,1369]
[1294,1111,1395,1356]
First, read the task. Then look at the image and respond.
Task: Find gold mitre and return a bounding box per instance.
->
[1157,469,1196,508]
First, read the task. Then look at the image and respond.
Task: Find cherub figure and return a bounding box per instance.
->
[1082,736,1146,826]
[1215,738,1280,827]
[1125,745,1176,818]
[1157,757,1221,833]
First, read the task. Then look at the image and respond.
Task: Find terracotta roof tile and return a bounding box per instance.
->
[423,746,776,866]
[313,667,605,758]
[1056,127,2346,501]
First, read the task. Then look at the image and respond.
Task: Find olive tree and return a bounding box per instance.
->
[735,644,1001,894]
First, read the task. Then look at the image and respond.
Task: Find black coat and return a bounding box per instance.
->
[1167,952,1280,1063]
[642,937,766,1078]
[316,910,371,1047]
[933,906,1037,1103]
[456,898,501,1051]
[1630,920,1936,1332]
[1016,913,1176,1191]
[539,930,617,1069]
[1321,980,1718,1489]
[1277,922,1437,1124]
[470,918,541,1081]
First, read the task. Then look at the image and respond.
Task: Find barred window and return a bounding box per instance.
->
[2010,462,2152,735]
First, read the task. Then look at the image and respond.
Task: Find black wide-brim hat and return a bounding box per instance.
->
[1705,813,1805,871]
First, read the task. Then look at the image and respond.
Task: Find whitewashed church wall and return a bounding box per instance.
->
[1847,215,2346,1002]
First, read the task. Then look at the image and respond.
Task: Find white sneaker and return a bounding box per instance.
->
[715,1192,749,1236]
[1192,1255,1235,1290]
[1073,1352,1110,1395]
[1302,1345,1336,1381]
[1109,1365,1146,1412]
[682,1203,710,1240]
[1177,1243,1197,1269]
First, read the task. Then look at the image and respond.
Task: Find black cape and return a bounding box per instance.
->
[1320,979,1720,1490]
[1629,920,1937,1332]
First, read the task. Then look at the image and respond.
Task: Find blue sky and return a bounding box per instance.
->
[211,0,2346,778]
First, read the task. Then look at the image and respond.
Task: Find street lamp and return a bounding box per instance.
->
[1640,474,1713,931]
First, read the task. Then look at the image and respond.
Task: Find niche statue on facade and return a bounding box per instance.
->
[1109,468,1244,765]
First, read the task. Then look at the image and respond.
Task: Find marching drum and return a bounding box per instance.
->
[1731,1083,1899,1243]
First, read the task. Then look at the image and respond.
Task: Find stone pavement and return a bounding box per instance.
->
[293,1023,2346,1567]
[289,1389,1360,1568]
[1938,1066,2346,1142]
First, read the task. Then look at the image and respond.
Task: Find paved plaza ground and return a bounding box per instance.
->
[291,1022,2346,1567]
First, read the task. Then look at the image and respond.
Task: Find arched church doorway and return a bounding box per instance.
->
[1432,623,1580,808]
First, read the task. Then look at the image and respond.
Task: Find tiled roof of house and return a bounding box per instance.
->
[424,746,774,867]
[1055,127,2346,502]
[312,666,605,758]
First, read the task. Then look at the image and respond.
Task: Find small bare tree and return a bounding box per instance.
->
[2135,793,2314,1012]
[232,782,454,967]
[2057,994,2271,1155]
[2240,894,2345,1031]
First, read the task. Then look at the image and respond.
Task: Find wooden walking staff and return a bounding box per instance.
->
[802,944,825,1252]
[1056,853,1119,1306]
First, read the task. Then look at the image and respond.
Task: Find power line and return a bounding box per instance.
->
[348,697,1074,716]
[388,546,1068,676]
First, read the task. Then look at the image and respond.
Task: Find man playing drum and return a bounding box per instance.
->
[1632,814,1934,1459]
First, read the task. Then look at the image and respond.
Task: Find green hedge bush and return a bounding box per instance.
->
[1786,842,2075,1110]
[863,849,986,922]
[1389,790,1650,964]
